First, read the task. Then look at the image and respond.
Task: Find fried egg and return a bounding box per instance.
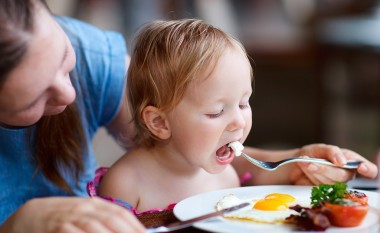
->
[216,193,310,224]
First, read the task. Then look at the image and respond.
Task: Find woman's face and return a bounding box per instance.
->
[0,5,76,127]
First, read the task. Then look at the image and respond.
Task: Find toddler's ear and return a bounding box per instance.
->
[142,106,170,140]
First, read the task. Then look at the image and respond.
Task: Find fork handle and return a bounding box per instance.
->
[292,158,362,169]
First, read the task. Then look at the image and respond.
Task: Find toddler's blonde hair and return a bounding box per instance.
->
[127,19,252,147]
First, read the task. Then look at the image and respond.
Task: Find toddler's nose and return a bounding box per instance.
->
[227,110,246,132]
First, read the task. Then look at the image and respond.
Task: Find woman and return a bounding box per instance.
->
[0,0,144,232]
[0,0,377,232]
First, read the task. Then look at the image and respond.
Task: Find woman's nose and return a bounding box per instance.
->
[47,74,76,106]
[227,110,246,132]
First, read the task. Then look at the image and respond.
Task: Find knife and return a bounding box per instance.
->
[146,202,250,233]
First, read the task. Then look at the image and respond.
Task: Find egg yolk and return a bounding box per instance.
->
[253,193,296,211]
[264,193,296,203]
[254,199,288,211]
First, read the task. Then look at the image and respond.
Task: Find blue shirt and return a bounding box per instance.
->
[0,17,127,224]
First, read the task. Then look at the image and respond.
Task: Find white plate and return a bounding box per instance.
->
[174,185,380,233]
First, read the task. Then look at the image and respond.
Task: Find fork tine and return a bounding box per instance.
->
[240,152,276,170]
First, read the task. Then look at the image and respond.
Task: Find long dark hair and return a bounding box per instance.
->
[0,0,85,194]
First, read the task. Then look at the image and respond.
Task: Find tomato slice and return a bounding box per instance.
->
[344,190,368,206]
[323,201,369,227]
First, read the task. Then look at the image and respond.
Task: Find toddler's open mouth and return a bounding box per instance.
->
[215,144,234,163]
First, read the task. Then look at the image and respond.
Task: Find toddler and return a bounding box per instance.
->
[88,18,253,214]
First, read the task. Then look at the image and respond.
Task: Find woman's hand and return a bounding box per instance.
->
[289,144,378,185]
[1,197,146,233]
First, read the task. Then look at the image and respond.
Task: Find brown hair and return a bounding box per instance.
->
[0,0,85,194]
[127,19,252,147]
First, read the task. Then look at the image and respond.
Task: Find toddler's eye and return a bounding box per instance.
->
[239,103,250,109]
[206,110,224,118]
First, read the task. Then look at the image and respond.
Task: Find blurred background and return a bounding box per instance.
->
[46,0,380,167]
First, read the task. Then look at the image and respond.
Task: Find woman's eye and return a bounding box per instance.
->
[206,110,224,118]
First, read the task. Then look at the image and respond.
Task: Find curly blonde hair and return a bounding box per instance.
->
[127,19,252,147]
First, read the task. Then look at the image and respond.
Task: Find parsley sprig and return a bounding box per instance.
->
[311,182,347,207]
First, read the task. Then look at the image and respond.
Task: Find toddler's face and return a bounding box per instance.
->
[0,6,76,127]
[167,47,252,173]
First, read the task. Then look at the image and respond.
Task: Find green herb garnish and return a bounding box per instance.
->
[311,182,347,207]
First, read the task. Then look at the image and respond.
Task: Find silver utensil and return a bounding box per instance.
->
[240,152,362,171]
[146,202,250,233]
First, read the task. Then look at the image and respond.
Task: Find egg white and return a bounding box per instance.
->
[228,141,244,156]
[216,194,310,224]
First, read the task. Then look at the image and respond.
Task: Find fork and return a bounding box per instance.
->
[239,152,362,171]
